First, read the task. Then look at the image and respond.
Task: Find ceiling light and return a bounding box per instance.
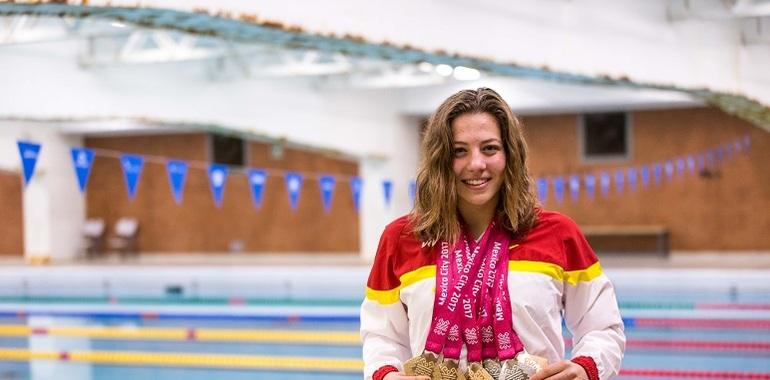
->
[435,64,453,77]
[453,66,481,81]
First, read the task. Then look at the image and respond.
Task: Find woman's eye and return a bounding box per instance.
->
[453,147,467,156]
[483,145,501,153]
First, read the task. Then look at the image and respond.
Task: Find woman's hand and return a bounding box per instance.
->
[383,372,431,380]
[528,360,588,380]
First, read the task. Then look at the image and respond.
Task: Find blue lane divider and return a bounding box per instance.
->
[0,311,359,323]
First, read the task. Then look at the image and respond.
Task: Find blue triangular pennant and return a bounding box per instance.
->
[166,160,188,205]
[408,180,417,205]
[70,147,94,193]
[714,147,724,163]
[599,172,610,197]
[568,175,580,201]
[17,141,41,186]
[675,158,685,177]
[697,153,706,171]
[653,163,663,186]
[725,143,734,160]
[208,163,228,208]
[553,177,564,204]
[627,167,637,191]
[584,174,596,200]
[120,154,144,200]
[640,165,650,188]
[664,160,674,181]
[248,169,267,210]
[686,156,695,174]
[382,179,393,208]
[706,150,716,167]
[350,176,362,212]
[614,170,624,194]
[536,177,548,203]
[319,175,336,212]
[285,172,303,210]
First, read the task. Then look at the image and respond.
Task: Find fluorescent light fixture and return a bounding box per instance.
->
[435,64,453,77]
[418,62,434,73]
[453,66,481,81]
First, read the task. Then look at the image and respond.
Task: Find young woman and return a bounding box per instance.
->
[361,88,625,380]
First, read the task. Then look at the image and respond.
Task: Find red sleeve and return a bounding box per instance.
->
[373,365,399,380]
[551,211,598,271]
[366,216,434,291]
[366,217,408,291]
[571,356,599,380]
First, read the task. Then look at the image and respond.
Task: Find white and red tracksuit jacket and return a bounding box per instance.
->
[361,210,625,380]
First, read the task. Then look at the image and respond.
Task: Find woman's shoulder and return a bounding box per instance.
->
[368,215,432,291]
[382,214,425,243]
[533,209,584,237]
[526,209,598,271]
[383,214,413,236]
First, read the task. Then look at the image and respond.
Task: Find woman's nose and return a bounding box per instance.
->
[468,150,486,171]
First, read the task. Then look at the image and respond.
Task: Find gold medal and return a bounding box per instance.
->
[466,361,494,380]
[435,358,466,380]
[404,351,440,378]
[516,353,548,377]
[499,359,527,380]
[482,358,502,380]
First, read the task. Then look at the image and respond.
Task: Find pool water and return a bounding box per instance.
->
[0,268,768,379]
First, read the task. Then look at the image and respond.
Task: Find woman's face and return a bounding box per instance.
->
[451,112,506,213]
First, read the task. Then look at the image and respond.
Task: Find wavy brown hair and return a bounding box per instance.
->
[409,88,538,244]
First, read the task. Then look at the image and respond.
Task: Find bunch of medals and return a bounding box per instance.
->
[403,223,548,380]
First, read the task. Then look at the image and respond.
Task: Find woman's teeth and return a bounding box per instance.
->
[464,179,489,186]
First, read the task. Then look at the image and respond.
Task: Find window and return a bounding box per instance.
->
[580,112,630,161]
[211,134,245,166]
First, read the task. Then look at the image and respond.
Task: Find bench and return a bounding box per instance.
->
[581,225,669,256]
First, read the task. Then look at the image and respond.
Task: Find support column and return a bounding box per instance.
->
[0,121,85,263]
[359,116,421,261]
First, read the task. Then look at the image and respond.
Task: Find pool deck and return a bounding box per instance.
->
[2,251,770,268]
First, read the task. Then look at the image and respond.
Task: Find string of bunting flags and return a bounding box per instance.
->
[14,142,411,211]
[15,134,750,210]
[534,134,752,204]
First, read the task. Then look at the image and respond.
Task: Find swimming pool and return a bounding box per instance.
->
[0,266,768,379]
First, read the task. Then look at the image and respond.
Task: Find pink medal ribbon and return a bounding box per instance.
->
[425,223,492,360]
[491,233,524,360]
[459,236,489,363]
[425,222,526,363]
[479,231,506,360]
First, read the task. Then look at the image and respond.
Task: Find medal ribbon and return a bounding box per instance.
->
[491,235,524,360]
[425,221,524,361]
[425,223,491,359]
[459,239,487,363]
[478,228,506,360]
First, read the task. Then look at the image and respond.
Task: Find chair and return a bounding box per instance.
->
[108,217,139,259]
[82,218,106,259]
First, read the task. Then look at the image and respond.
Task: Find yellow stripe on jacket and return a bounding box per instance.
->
[365,261,603,305]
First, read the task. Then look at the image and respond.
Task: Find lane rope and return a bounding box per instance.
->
[0,347,362,373]
[3,325,770,353]
[0,325,361,345]
[620,368,770,379]
[4,310,770,330]
[2,348,769,378]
